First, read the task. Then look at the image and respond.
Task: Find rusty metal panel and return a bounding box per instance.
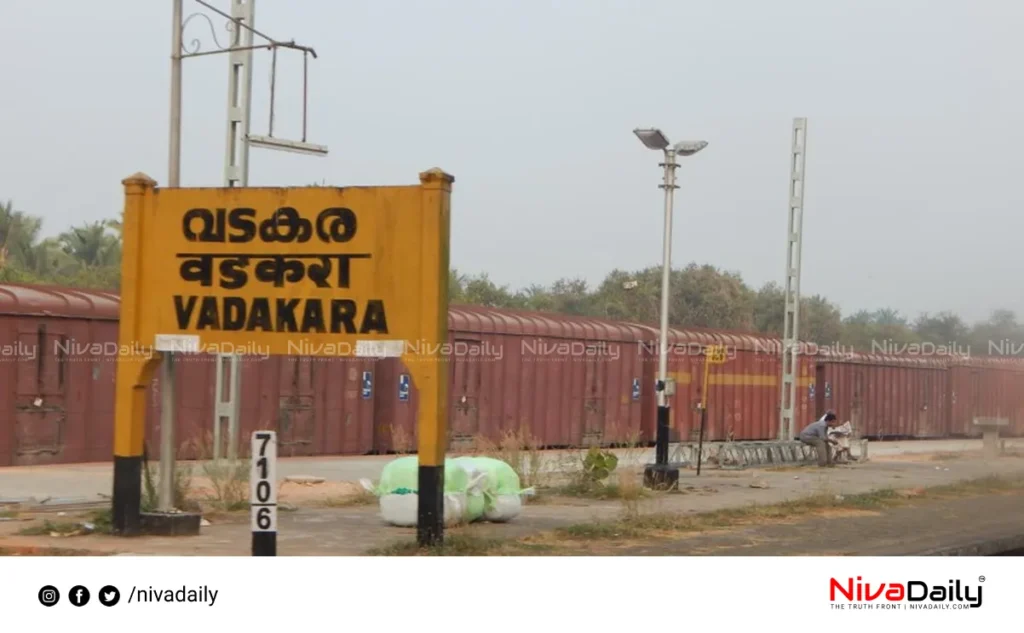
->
[437,305,651,450]
[11,323,66,465]
[0,284,119,320]
[26,280,1024,466]
[817,355,949,439]
[319,358,376,455]
[948,359,1024,437]
[373,356,415,453]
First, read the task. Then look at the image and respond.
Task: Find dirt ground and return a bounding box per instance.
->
[3,450,1024,556]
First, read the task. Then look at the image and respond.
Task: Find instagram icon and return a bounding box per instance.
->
[38,585,60,607]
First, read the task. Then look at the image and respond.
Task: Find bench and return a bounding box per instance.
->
[973,417,1009,459]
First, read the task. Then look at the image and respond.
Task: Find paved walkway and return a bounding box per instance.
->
[2,452,1022,555]
[2,438,1021,504]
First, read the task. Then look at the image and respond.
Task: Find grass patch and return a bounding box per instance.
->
[368,534,514,556]
[14,508,114,537]
[17,520,87,537]
[917,474,1022,497]
[552,475,1024,544]
[315,489,377,508]
[83,508,114,534]
[549,476,652,502]
[0,508,17,519]
[550,481,633,499]
[0,546,110,556]
[368,533,561,556]
[364,475,1024,556]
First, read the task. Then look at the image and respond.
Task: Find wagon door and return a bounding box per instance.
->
[449,338,481,449]
[582,345,607,446]
[918,372,933,436]
[13,325,67,465]
[970,369,982,433]
[278,356,315,456]
[814,364,827,419]
[851,370,864,437]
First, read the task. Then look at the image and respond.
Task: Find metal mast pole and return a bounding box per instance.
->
[214,0,253,462]
[224,0,254,188]
[778,117,808,441]
[655,149,678,465]
[159,0,185,512]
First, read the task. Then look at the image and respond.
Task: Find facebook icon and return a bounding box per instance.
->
[69,585,90,606]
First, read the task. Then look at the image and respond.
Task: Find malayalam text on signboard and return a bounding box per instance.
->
[120,176,450,357]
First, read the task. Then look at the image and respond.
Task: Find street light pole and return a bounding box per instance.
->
[169,0,183,188]
[655,148,678,467]
[633,128,707,490]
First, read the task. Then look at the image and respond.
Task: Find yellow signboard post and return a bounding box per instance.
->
[112,169,454,546]
[696,344,727,476]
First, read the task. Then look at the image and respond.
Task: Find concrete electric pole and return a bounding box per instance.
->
[162,0,328,512]
[778,117,808,442]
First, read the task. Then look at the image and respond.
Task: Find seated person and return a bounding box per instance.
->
[798,410,840,467]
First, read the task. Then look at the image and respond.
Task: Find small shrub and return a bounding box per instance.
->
[474,428,545,489]
[184,430,254,512]
[200,458,251,511]
[582,446,618,482]
[86,508,113,534]
[141,443,197,513]
[615,468,646,520]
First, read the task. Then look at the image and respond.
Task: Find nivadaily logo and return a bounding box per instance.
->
[830,576,984,610]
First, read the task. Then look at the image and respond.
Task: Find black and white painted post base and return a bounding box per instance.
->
[250,431,278,556]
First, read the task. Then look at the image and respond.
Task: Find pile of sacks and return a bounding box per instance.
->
[360,455,535,527]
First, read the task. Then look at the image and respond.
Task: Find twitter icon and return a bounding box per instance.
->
[98,585,120,607]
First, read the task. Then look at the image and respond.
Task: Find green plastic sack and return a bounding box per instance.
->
[464,488,486,522]
[455,456,535,522]
[452,457,497,522]
[363,456,488,527]
[454,457,522,494]
[374,456,470,496]
[475,456,523,495]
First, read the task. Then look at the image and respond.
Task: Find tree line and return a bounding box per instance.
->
[452,265,1022,356]
[2,199,1019,356]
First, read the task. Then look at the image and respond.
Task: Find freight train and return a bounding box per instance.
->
[0,282,1022,467]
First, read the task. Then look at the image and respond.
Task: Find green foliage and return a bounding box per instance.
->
[0,200,120,291]
[582,446,619,482]
[141,446,197,512]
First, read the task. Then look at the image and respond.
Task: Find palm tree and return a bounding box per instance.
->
[58,220,121,268]
[0,199,45,270]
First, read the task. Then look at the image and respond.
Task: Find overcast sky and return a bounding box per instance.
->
[1,0,1020,324]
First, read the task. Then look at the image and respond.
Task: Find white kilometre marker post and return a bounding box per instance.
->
[250,431,278,556]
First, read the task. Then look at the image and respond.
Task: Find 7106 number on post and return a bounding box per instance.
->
[250,431,278,532]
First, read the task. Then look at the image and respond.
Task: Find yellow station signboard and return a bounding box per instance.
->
[120,170,452,357]
[112,169,454,538]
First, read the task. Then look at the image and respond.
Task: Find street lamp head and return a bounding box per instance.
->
[672,140,708,156]
[633,128,670,151]
[247,134,329,157]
